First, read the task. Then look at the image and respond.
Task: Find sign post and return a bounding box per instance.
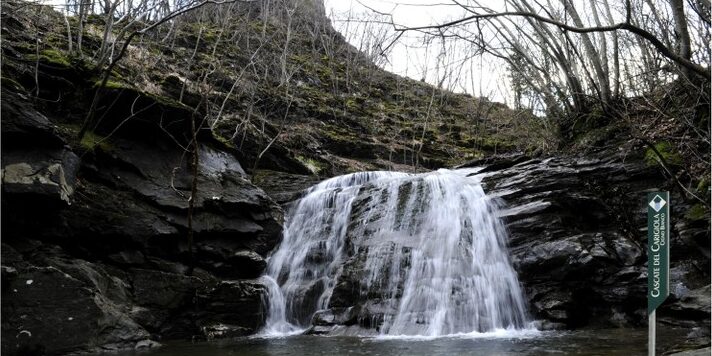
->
[647,192,670,356]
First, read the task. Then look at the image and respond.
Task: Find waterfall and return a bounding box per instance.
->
[260,168,529,337]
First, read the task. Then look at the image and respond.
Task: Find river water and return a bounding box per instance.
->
[115,327,696,355]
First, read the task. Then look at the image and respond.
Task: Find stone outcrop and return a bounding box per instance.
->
[475,153,709,330]
[1,88,282,354]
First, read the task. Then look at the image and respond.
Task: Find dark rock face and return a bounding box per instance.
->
[1,91,80,206]
[194,280,267,338]
[1,88,280,354]
[476,154,710,329]
[252,169,320,204]
[1,245,152,355]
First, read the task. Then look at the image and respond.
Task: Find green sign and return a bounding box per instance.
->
[647,192,670,315]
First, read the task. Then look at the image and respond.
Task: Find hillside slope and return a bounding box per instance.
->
[2,0,552,177]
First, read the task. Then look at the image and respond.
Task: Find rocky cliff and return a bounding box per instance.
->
[1,85,282,354]
[476,153,709,333]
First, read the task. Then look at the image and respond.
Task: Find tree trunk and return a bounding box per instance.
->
[588,0,610,91]
[561,0,611,105]
[602,0,620,97]
[186,112,199,276]
[513,0,587,111]
[645,0,674,48]
[670,0,693,79]
[76,0,87,55]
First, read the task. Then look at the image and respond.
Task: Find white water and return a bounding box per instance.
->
[260,168,530,337]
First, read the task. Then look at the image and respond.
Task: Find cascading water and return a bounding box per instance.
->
[260,168,529,337]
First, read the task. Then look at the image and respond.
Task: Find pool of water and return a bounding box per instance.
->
[113,327,703,356]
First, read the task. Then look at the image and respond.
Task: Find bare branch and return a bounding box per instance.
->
[387,8,710,79]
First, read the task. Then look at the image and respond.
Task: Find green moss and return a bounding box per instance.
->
[571,107,606,137]
[344,97,358,110]
[144,91,190,110]
[573,124,618,148]
[79,131,112,151]
[93,79,189,111]
[28,49,72,67]
[296,155,325,175]
[85,14,106,25]
[1,77,25,92]
[42,49,71,66]
[55,123,112,152]
[186,23,220,42]
[213,131,236,149]
[685,204,709,221]
[320,125,358,142]
[316,65,334,80]
[248,20,277,33]
[477,136,515,151]
[97,79,130,89]
[696,177,710,194]
[645,142,683,167]
[92,72,130,90]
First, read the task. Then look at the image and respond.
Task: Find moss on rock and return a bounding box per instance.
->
[26,49,73,68]
[296,155,325,175]
[686,203,709,221]
[645,142,683,167]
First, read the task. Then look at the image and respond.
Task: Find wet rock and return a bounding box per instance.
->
[253,169,320,204]
[667,347,712,356]
[661,285,711,323]
[530,320,567,330]
[199,323,252,340]
[108,250,147,266]
[616,243,643,268]
[228,250,267,278]
[304,325,337,335]
[93,139,274,214]
[480,153,709,329]
[132,269,203,310]
[1,91,80,206]
[311,307,359,326]
[1,259,153,355]
[513,236,592,281]
[194,280,267,336]
[1,74,283,351]
[134,339,161,350]
[456,153,531,173]
[1,89,65,147]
